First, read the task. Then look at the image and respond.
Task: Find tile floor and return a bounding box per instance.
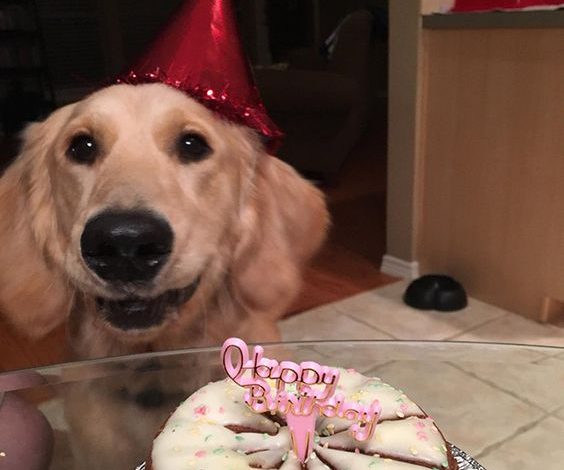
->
[278,281,564,470]
[36,281,564,469]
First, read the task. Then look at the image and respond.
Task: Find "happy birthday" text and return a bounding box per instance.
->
[222,338,381,441]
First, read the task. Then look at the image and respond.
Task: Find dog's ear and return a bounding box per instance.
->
[0,106,75,338]
[232,156,329,318]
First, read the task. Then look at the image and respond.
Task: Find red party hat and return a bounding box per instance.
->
[116,0,283,153]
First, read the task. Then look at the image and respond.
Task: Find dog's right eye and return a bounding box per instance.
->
[176,132,211,163]
[67,134,98,164]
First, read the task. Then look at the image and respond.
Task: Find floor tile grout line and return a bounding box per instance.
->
[444,313,511,341]
[474,412,550,460]
[448,362,549,413]
[341,311,398,339]
[307,342,397,373]
[362,360,396,375]
[280,311,395,342]
[338,298,512,342]
[531,353,564,365]
[552,406,564,423]
[295,345,329,358]
[534,350,564,362]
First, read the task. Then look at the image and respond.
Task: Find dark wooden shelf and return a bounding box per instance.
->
[0,0,55,103]
[0,29,38,40]
[0,65,44,78]
[0,0,34,5]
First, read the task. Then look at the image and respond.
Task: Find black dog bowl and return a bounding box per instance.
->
[404,274,468,312]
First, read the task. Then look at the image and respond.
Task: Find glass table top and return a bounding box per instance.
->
[1,340,563,469]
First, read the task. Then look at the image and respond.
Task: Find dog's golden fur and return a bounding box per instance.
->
[0,83,328,359]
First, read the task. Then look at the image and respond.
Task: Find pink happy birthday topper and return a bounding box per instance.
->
[221,338,381,463]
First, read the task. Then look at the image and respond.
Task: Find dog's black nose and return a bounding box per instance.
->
[80,210,173,283]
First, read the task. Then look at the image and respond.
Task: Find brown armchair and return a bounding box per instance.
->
[254,10,374,178]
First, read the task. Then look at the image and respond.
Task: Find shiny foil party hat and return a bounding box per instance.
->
[116,0,283,153]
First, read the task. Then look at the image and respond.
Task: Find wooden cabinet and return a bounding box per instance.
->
[387,6,564,323]
[417,26,564,323]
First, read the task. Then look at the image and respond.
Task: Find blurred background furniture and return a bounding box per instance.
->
[0,1,385,180]
[0,0,55,130]
[255,10,374,179]
[0,0,54,172]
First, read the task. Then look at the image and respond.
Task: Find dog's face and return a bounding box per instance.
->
[0,82,328,344]
[42,84,259,332]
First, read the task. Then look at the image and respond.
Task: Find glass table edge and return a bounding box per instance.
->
[1,339,562,391]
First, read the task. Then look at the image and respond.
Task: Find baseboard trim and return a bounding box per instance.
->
[381,255,420,280]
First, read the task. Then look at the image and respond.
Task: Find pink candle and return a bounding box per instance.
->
[287,408,318,463]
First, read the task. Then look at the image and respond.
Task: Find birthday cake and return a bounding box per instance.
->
[149,339,458,470]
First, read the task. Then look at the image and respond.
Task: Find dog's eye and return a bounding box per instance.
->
[176,133,211,163]
[67,134,98,164]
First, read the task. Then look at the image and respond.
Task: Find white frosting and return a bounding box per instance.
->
[151,369,452,470]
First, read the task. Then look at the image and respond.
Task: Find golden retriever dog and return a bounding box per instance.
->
[0,83,328,468]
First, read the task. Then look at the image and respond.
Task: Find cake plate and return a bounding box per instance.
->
[450,445,487,470]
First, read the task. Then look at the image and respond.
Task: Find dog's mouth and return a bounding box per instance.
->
[96,279,200,331]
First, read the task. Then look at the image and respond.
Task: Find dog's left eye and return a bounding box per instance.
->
[176,133,211,163]
[67,134,99,165]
